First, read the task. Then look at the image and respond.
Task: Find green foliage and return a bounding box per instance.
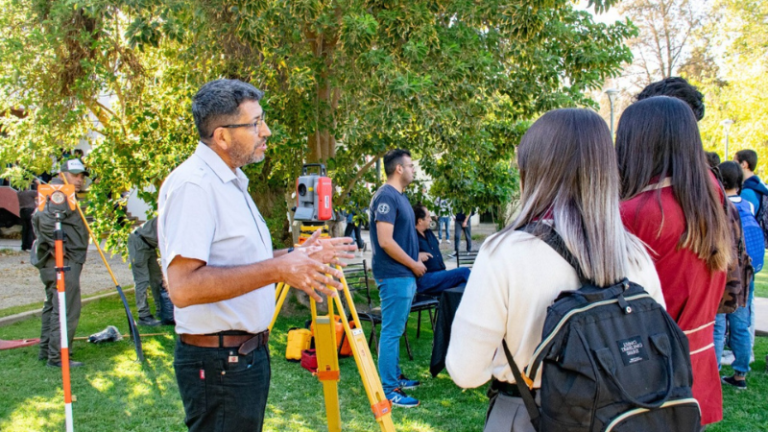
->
[687,0,768,167]
[0,0,635,252]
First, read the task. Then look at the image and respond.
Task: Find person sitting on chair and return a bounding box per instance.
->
[413,203,471,295]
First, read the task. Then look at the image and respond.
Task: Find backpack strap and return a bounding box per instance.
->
[520,223,590,284]
[501,339,541,431]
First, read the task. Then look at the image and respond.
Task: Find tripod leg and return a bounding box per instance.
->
[332,294,396,432]
[314,314,342,432]
[269,283,290,332]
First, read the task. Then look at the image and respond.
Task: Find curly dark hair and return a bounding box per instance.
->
[636,77,705,121]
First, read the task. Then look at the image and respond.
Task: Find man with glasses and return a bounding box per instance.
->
[369,149,425,407]
[158,79,355,431]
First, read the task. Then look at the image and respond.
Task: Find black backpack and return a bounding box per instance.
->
[755,193,768,248]
[503,225,700,432]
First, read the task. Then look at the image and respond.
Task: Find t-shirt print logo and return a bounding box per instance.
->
[377,203,390,214]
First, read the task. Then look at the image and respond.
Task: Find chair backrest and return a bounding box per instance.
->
[343,260,374,309]
[456,251,479,268]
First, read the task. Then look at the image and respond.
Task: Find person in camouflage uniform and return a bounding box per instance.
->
[32,159,89,368]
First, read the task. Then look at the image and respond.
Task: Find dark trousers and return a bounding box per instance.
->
[455,223,472,252]
[128,234,164,319]
[344,222,364,250]
[39,261,82,362]
[174,339,271,432]
[20,208,35,251]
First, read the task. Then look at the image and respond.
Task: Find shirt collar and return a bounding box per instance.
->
[194,142,249,188]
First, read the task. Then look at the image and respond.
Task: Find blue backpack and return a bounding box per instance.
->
[731,198,765,272]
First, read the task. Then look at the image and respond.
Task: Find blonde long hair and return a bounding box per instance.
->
[490,109,648,286]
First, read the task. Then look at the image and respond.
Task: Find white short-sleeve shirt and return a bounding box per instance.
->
[158,143,275,334]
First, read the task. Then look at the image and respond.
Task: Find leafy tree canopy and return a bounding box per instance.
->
[685,0,768,170]
[0,0,633,249]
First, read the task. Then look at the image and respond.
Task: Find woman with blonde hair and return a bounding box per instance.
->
[446,108,664,431]
[616,96,731,427]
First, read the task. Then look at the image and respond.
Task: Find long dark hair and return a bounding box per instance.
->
[615,96,731,271]
[490,109,648,286]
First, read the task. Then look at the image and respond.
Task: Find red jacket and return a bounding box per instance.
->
[621,182,725,425]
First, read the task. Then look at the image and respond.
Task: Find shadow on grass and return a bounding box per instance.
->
[0,292,489,431]
[8,291,765,431]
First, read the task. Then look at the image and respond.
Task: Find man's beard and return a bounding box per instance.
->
[232,140,266,167]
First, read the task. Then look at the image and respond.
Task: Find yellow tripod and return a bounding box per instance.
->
[269,225,396,432]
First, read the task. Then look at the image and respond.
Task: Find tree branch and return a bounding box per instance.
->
[340,150,386,197]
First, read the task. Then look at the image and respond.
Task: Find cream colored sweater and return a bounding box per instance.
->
[446,230,665,389]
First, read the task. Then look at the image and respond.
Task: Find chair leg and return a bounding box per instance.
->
[417,310,422,339]
[428,308,435,330]
[403,331,413,361]
[370,323,378,351]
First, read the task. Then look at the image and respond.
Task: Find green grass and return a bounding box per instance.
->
[1,292,766,431]
[754,253,768,298]
[0,292,487,431]
[710,341,768,432]
[0,287,131,319]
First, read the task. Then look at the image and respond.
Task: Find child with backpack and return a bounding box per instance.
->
[714,161,765,389]
[446,109,678,432]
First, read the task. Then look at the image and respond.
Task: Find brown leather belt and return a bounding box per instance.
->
[180,330,269,355]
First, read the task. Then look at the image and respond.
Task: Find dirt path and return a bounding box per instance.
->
[0,248,134,310]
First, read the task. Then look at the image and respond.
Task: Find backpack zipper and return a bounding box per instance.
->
[525,293,653,377]
[603,398,700,432]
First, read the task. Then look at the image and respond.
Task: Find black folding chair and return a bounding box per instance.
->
[342,260,382,349]
[392,293,438,360]
[456,250,479,268]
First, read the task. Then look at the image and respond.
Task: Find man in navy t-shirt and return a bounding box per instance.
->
[370,149,424,407]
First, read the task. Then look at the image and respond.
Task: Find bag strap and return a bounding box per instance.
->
[501,340,541,431]
[520,223,590,284]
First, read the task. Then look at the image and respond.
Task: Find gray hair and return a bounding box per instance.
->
[489,109,649,287]
[192,79,264,139]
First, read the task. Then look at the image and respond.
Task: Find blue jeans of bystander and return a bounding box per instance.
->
[377,277,417,394]
[416,268,471,295]
[438,217,450,241]
[714,280,754,374]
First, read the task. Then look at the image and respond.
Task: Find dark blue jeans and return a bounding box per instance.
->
[417,267,471,295]
[714,280,754,374]
[174,339,271,431]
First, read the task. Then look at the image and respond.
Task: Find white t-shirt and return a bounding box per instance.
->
[158,143,275,334]
[446,229,664,388]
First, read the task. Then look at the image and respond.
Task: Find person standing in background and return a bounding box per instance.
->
[18,180,38,251]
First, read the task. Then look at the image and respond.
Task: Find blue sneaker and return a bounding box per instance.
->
[386,388,420,408]
[398,374,421,390]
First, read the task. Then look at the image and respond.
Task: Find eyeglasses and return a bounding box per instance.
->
[208,114,267,138]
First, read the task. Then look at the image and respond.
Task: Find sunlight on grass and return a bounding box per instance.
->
[1,292,765,431]
[88,374,116,393]
[1,395,64,432]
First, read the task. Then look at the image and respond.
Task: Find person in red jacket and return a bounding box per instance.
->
[616,96,732,427]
